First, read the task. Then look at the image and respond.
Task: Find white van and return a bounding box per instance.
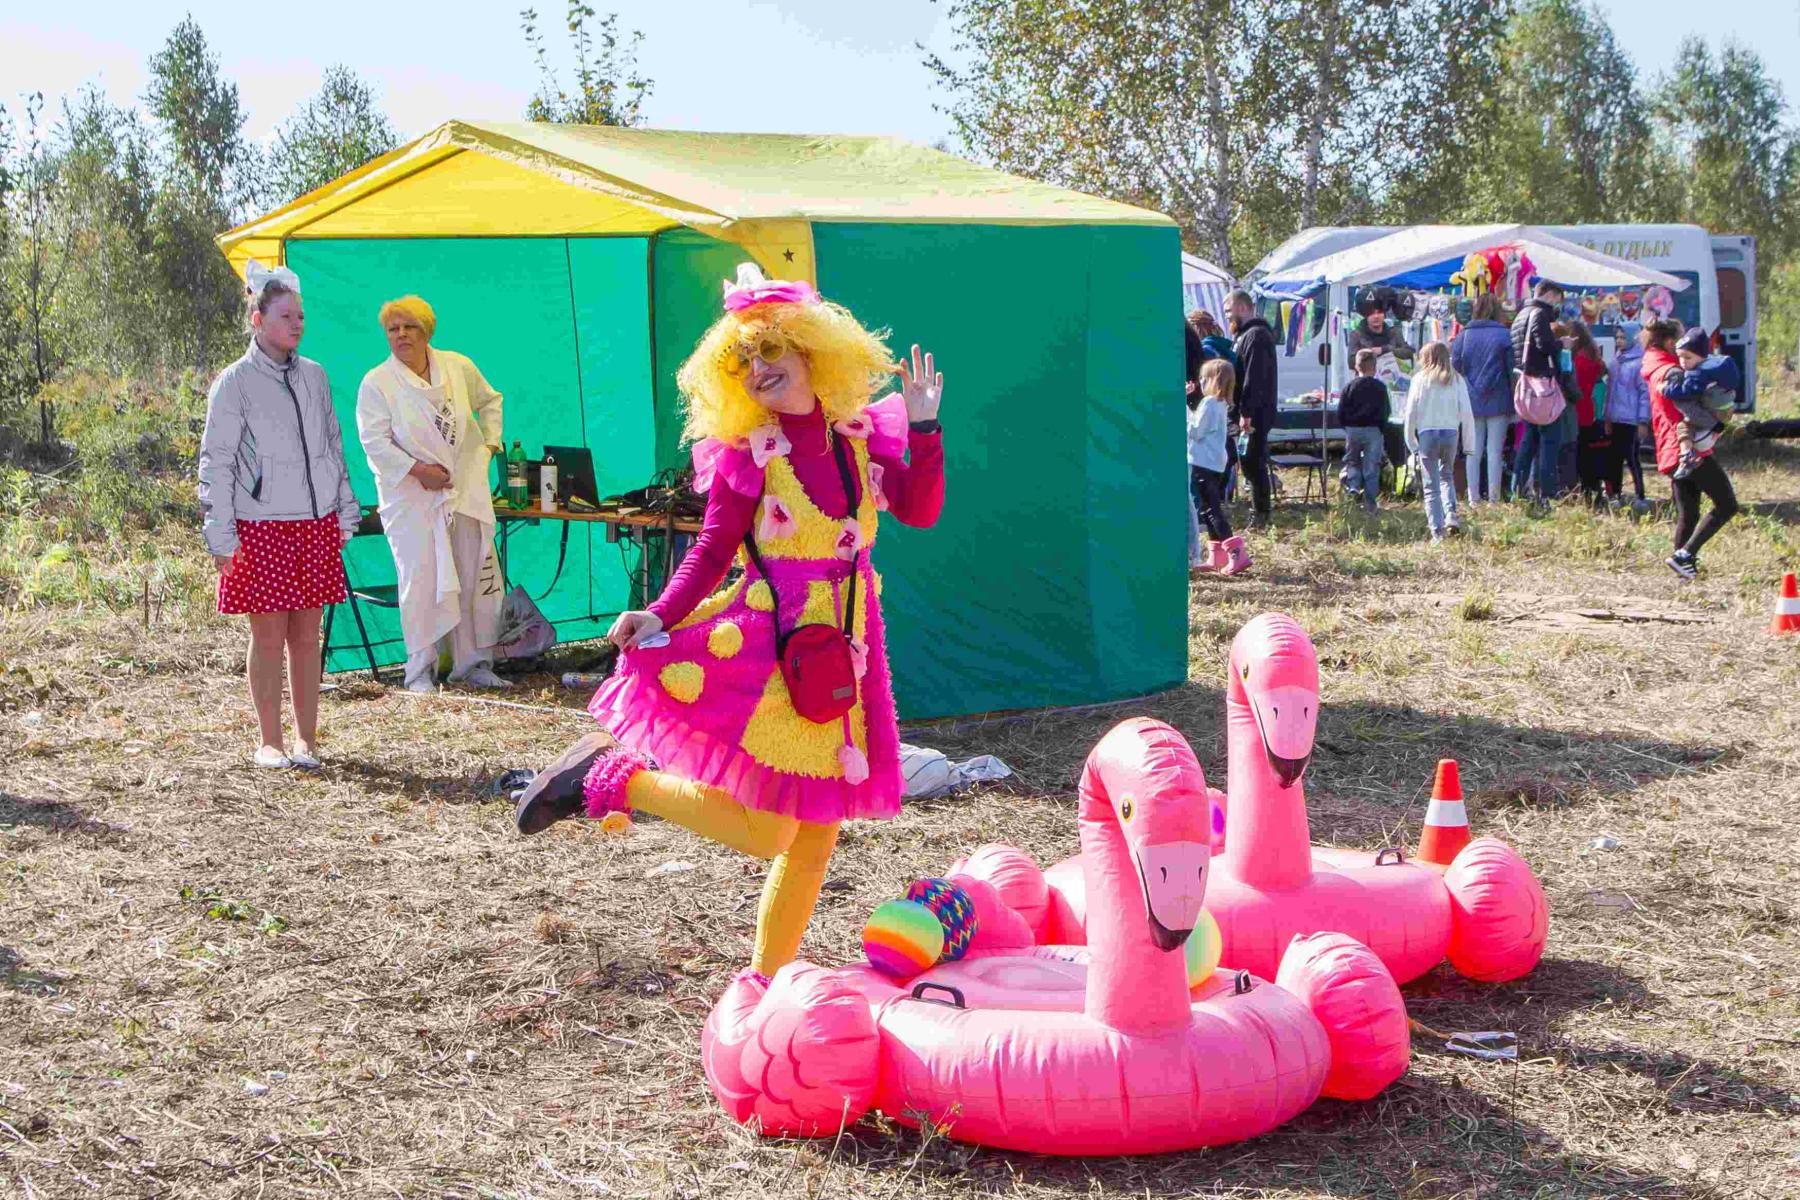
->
[1247,223,1757,413]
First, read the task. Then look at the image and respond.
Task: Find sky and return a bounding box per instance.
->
[2,1,1798,152]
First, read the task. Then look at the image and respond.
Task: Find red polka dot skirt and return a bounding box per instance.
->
[216,515,349,615]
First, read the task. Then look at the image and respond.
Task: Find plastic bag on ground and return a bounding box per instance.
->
[899,743,1013,799]
[492,586,557,662]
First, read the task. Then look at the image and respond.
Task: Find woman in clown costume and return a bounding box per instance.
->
[517,264,945,980]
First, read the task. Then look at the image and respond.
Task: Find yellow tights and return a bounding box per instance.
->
[624,769,842,976]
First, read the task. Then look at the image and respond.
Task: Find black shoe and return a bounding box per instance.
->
[1664,551,1698,581]
[514,730,617,834]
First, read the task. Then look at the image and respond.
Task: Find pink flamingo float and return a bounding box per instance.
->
[1020,613,1549,986]
[702,717,1410,1154]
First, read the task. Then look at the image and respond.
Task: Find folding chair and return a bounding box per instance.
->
[321,508,399,682]
[1269,451,1329,505]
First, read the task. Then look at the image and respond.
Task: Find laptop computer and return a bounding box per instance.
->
[528,446,600,509]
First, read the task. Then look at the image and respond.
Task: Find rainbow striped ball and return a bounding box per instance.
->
[863,900,944,978]
[1185,908,1224,989]
[904,877,980,962]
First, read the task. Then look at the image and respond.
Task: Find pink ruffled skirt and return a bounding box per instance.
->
[588,557,901,824]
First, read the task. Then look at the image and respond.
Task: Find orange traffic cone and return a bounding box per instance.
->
[1773,572,1800,636]
[1417,759,1472,867]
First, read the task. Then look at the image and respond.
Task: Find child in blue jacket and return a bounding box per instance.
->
[1663,327,1740,478]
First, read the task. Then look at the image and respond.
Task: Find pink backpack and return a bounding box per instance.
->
[1513,373,1565,426]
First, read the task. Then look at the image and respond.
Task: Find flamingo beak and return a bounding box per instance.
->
[1250,684,1317,789]
[1133,840,1209,951]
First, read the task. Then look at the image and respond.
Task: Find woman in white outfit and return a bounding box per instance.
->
[355,296,509,693]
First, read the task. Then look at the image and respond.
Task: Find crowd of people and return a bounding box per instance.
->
[1182,280,1742,578]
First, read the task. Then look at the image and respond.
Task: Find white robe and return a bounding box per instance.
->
[356,348,505,657]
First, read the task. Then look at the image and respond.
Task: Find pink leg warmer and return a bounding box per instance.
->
[582,748,654,818]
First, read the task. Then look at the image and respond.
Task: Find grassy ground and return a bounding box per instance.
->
[2,429,1798,1198]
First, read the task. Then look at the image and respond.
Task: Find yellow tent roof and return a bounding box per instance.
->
[218,119,1173,281]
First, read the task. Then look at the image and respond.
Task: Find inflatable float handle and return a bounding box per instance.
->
[1374,846,1407,866]
[1230,970,1255,996]
[909,981,968,1009]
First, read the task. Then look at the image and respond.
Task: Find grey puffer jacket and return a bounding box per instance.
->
[198,340,361,557]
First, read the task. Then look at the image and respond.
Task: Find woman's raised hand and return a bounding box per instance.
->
[608,610,664,651]
[899,344,943,424]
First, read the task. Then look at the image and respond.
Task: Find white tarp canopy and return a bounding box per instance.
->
[1257,222,1690,296]
[1182,252,1233,284]
[1181,252,1234,318]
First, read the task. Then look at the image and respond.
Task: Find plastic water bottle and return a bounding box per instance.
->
[539,450,559,513]
[506,441,527,508]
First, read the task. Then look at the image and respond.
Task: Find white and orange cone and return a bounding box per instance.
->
[1772,572,1800,637]
[1417,758,1471,867]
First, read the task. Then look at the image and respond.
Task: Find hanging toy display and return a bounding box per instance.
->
[1450,252,1492,298]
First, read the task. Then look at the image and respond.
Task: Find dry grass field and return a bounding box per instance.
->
[3,431,1798,1198]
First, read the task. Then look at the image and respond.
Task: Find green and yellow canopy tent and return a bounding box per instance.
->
[217,119,1185,719]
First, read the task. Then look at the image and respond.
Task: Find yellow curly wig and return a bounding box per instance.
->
[676,298,900,445]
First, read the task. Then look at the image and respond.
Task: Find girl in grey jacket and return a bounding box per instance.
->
[197,263,360,769]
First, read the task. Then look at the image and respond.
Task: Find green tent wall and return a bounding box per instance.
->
[296,222,1185,719]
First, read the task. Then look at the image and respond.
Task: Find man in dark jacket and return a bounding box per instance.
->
[1510,281,1564,378]
[1227,289,1278,519]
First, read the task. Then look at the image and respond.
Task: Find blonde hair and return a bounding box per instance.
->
[1415,340,1455,386]
[676,298,899,444]
[1198,357,1234,399]
[378,295,436,339]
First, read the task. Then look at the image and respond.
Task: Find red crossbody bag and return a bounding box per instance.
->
[741,436,862,725]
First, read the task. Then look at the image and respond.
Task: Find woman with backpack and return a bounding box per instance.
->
[1509,282,1568,503]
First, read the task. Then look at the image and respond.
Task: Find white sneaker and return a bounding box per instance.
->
[406,676,437,695]
[289,745,321,770]
[451,665,512,690]
[254,745,292,769]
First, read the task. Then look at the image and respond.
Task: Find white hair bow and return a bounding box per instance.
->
[245,258,301,296]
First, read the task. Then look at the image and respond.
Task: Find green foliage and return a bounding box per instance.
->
[521,4,652,127]
[268,66,400,207]
[1758,260,1800,372]
[1458,0,1662,222]
[1652,38,1800,270]
[143,16,255,208]
[179,885,290,934]
[928,0,1291,272]
[0,370,211,612]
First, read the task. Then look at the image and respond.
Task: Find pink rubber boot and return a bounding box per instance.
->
[1193,539,1226,574]
[1220,535,1252,577]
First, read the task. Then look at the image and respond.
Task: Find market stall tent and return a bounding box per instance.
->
[1256,223,1689,296]
[1249,223,1689,401]
[1180,253,1234,320]
[215,119,1187,720]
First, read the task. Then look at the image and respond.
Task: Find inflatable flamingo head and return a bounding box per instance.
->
[1230,614,1319,788]
[1080,718,1212,952]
